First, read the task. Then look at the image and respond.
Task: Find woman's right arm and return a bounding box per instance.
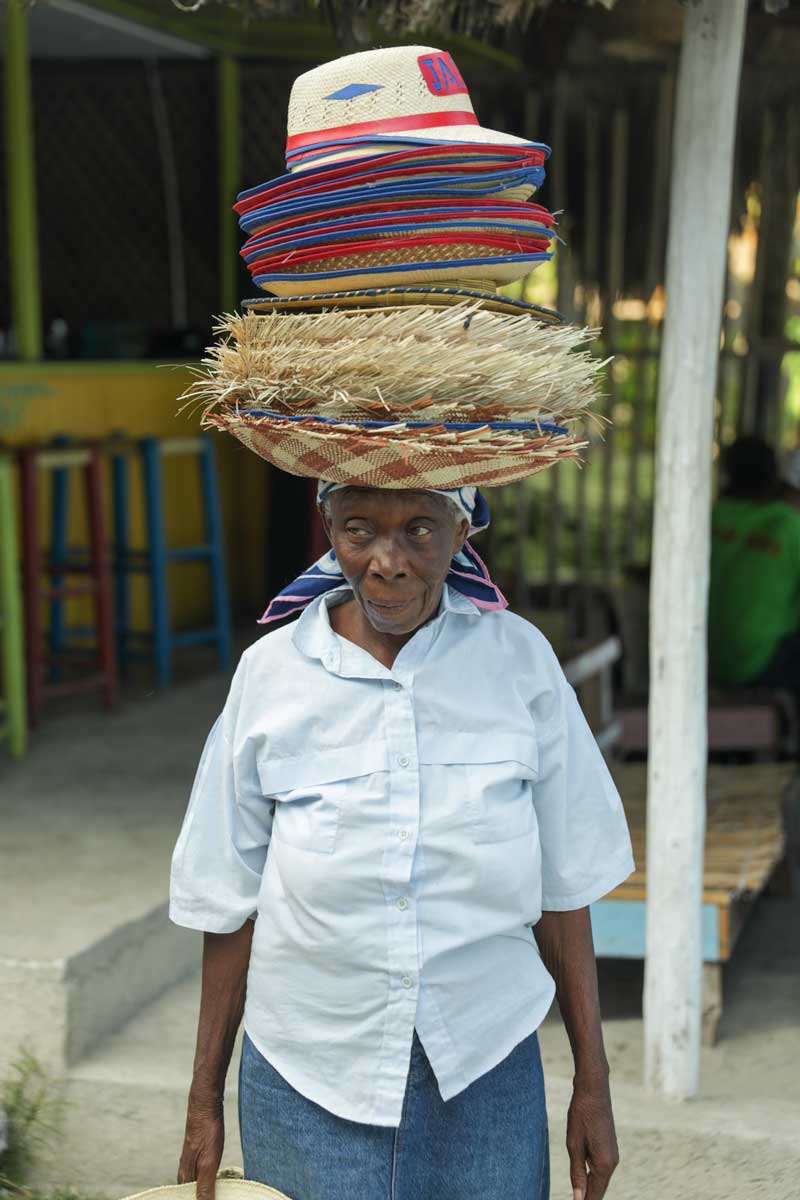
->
[178,920,255,1200]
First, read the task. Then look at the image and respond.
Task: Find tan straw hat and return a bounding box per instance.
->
[285,45,534,172]
[119,1181,292,1200]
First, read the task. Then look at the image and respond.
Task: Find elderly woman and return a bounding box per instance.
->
[169,481,634,1200]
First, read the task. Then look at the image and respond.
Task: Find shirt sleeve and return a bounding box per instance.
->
[532,668,635,911]
[169,655,274,934]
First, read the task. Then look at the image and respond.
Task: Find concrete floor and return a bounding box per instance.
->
[2,664,799,1199]
[0,671,229,961]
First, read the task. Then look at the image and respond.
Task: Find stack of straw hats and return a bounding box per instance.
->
[235,144,555,297]
[185,46,605,489]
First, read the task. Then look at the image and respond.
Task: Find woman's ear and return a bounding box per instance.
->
[453,517,469,555]
[319,502,334,545]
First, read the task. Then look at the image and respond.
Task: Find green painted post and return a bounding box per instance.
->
[0,457,27,757]
[4,0,42,361]
[218,55,241,314]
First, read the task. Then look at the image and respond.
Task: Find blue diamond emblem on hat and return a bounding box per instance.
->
[325,82,384,100]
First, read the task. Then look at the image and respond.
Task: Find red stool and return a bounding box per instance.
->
[19,444,118,726]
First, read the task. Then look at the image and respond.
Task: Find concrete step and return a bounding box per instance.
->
[0,901,200,1075]
[0,672,229,1076]
[34,972,242,1199]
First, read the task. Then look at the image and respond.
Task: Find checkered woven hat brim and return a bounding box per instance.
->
[211,413,586,489]
[182,303,604,489]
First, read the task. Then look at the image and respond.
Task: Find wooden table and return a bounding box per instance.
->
[590,762,796,1043]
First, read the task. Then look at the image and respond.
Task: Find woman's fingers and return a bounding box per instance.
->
[177,1109,225,1200]
[195,1155,219,1200]
[566,1085,619,1200]
[568,1138,588,1200]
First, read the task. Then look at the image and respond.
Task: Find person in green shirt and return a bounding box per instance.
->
[708,436,800,693]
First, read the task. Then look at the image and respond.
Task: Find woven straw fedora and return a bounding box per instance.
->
[285,46,535,171]
[119,1180,292,1200]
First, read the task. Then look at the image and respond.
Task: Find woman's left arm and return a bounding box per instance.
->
[533,907,619,1200]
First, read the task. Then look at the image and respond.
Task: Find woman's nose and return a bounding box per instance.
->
[368,538,407,579]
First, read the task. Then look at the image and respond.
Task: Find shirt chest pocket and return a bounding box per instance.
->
[257,742,389,854]
[419,732,539,845]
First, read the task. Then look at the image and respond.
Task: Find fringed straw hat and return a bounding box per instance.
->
[183,304,604,489]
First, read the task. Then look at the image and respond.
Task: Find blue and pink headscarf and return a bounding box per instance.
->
[259,482,508,624]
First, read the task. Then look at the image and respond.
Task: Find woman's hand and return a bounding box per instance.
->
[566,1075,619,1200]
[177,1088,225,1200]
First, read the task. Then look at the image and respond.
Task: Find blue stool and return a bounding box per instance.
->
[114,435,233,687]
[50,434,232,688]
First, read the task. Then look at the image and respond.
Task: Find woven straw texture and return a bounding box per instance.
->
[244,219,552,254]
[184,303,602,487]
[217,416,584,488]
[257,238,548,271]
[256,257,548,296]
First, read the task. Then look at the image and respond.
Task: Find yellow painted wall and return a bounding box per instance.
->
[0,362,270,632]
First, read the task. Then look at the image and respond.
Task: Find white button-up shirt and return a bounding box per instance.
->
[170,585,634,1127]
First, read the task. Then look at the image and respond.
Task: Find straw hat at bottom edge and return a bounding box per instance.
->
[119,1178,292,1200]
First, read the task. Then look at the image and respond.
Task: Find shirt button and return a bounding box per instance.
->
[398,828,409,840]
[401,976,414,989]
[398,754,411,768]
[396,897,409,910]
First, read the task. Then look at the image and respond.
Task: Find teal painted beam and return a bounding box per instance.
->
[590,899,721,963]
[4,0,42,361]
[218,55,241,314]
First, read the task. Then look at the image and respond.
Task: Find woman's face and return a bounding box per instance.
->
[322,488,468,636]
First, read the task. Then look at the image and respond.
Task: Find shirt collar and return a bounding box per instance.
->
[292,583,481,673]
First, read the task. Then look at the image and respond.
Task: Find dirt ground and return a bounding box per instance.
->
[539,891,800,1200]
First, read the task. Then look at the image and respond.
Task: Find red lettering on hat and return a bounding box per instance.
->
[418,53,468,97]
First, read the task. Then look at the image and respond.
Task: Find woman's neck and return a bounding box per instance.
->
[328,594,439,670]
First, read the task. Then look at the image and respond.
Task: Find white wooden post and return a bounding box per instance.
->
[644,0,748,1099]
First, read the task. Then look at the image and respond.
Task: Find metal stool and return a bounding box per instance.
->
[112,434,232,688]
[0,456,27,756]
[19,444,118,726]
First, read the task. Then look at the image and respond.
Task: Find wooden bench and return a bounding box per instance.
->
[619,689,797,759]
[590,762,797,1043]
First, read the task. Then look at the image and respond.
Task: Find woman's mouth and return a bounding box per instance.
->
[365,597,412,615]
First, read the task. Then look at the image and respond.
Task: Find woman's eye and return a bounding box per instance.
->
[346,525,371,539]
[409,524,433,537]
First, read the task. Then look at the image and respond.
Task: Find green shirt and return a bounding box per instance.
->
[708,497,800,685]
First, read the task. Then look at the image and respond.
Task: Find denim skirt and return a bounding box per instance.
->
[238,1028,550,1200]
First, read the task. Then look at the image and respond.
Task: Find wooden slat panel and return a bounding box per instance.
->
[606,763,792,902]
